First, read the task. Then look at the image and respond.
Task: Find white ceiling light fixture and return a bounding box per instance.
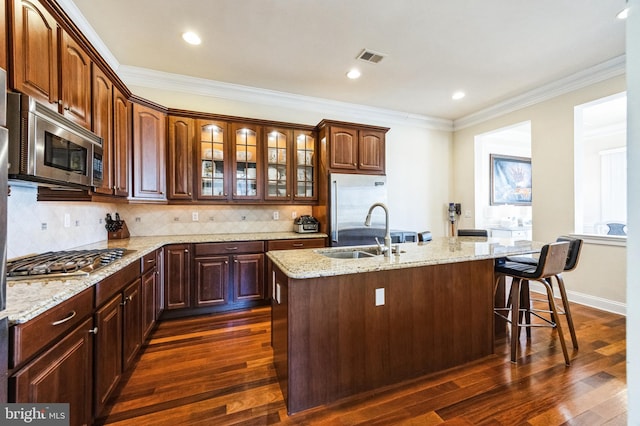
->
[182,31,202,45]
[452,91,466,100]
[346,69,361,79]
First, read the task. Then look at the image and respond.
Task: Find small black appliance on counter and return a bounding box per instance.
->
[293,215,320,233]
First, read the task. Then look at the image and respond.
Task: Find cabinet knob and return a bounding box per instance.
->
[188,192,192,196]
[89,327,98,334]
[184,249,189,253]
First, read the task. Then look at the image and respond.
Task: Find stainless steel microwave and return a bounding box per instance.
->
[6,93,103,189]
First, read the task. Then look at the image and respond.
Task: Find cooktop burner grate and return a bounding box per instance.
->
[7,248,127,280]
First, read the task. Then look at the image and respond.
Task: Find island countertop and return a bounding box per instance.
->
[267,236,544,279]
[5,232,326,325]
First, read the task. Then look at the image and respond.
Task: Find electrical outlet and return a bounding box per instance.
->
[192,212,199,221]
[41,223,47,230]
[241,215,247,221]
[174,217,180,222]
[465,210,472,218]
[75,220,80,227]
[273,211,279,220]
[64,213,70,228]
[291,211,297,219]
[135,217,141,222]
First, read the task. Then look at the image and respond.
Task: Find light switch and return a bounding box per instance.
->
[375,288,385,306]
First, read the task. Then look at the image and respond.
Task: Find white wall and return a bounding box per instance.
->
[453,75,627,311]
[626,0,639,422]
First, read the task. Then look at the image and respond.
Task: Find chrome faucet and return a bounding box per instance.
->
[365,202,391,257]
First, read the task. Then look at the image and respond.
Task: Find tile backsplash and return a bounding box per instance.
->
[7,184,311,258]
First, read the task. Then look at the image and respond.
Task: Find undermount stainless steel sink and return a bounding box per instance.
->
[317,246,380,259]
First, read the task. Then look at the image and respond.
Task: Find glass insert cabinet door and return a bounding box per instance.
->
[265,129,290,199]
[232,123,260,199]
[197,120,227,199]
[295,130,315,200]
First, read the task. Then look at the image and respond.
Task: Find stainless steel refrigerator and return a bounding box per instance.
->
[328,173,389,247]
[0,67,8,402]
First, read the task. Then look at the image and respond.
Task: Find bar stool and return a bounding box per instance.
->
[505,236,583,349]
[494,241,571,365]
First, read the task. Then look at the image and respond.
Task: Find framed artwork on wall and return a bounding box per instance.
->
[490,154,532,205]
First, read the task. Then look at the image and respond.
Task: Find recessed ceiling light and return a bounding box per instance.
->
[182,31,202,45]
[346,69,361,79]
[617,7,629,19]
[452,91,466,100]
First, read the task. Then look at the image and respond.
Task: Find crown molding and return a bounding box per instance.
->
[117,65,453,131]
[56,0,121,71]
[453,55,626,131]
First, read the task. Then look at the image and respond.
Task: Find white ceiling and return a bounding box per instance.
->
[68,0,627,121]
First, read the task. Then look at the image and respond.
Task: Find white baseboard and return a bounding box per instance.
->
[528,282,626,316]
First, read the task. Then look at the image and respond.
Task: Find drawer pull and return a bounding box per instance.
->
[292,243,304,247]
[52,311,77,326]
[225,247,239,251]
[146,259,155,263]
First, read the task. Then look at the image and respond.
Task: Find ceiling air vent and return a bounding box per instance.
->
[356,49,385,64]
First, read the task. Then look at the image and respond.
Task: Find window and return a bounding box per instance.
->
[574,92,627,237]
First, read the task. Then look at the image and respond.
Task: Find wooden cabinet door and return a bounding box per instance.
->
[94,294,122,417]
[11,0,59,107]
[60,30,91,128]
[122,278,142,370]
[92,64,114,195]
[231,122,261,200]
[12,318,94,426]
[293,129,317,201]
[164,244,191,310]
[167,116,194,200]
[233,253,264,302]
[196,119,229,200]
[141,267,157,340]
[264,127,291,201]
[113,88,131,197]
[155,248,164,319]
[359,129,385,172]
[329,126,358,170]
[132,103,166,200]
[194,256,228,307]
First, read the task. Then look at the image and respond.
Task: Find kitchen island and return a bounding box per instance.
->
[267,236,543,414]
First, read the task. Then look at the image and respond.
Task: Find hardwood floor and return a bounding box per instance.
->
[98,301,627,425]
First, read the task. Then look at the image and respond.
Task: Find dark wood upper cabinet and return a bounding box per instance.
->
[167,115,195,200]
[318,120,388,175]
[132,102,167,200]
[113,88,131,197]
[59,30,91,128]
[11,0,91,128]
[10,0,59,106]
[195,119,229,201]
[92,64,114,195]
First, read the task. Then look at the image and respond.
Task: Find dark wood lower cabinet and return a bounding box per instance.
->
[194,255,228,307]
[93,293,123,417]
[12,317,94,426]
[164,244,191,310]
[122,278,142,370]
[142,267,157,339]
[233,253,264,302]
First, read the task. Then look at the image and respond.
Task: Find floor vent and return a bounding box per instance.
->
[356,49,385,64]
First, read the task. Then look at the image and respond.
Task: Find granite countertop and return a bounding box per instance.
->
[6,232,326,325]
[267,236,544,279]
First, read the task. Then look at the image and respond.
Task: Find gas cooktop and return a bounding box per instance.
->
[6,248,128,281]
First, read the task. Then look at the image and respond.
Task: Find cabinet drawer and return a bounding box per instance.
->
[195,241,265,256]
[267,238,325,251]
[96,261,140,307]
[10,287,95,368]
[141,250,157,274]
